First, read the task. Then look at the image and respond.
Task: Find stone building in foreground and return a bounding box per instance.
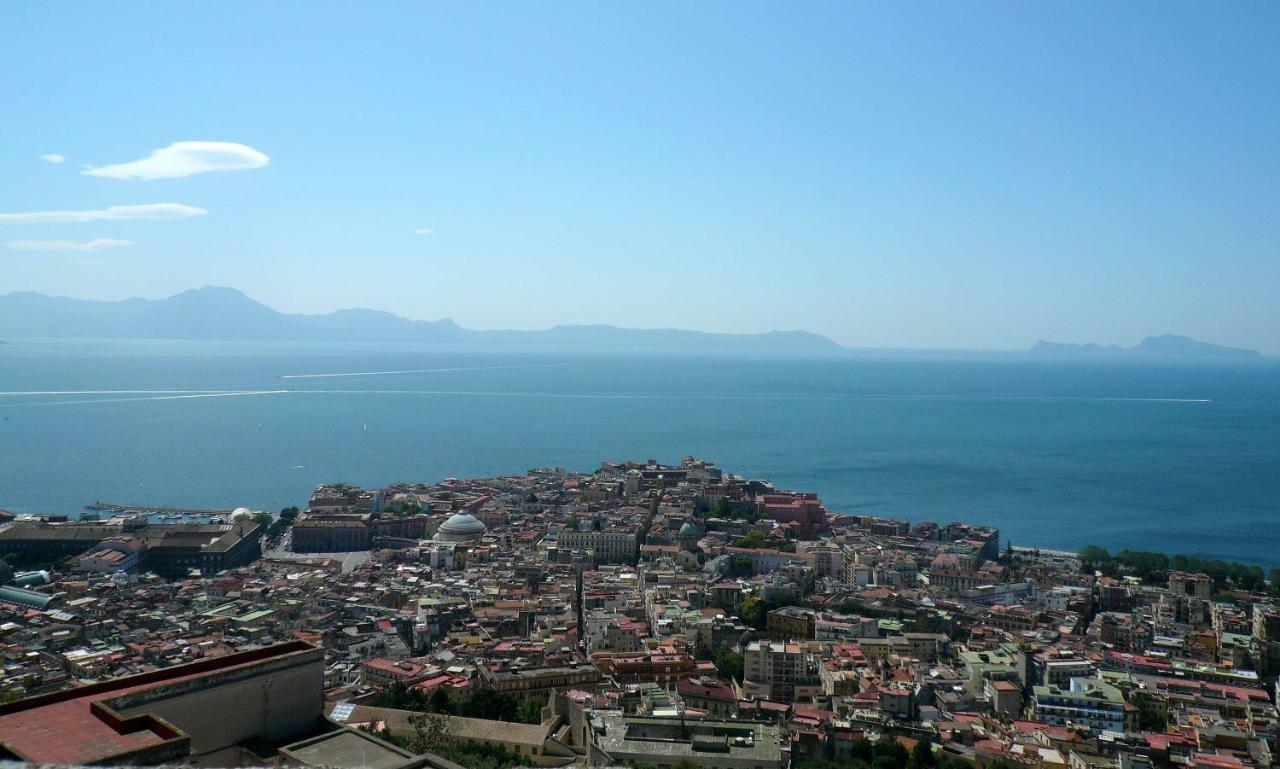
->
[0,641,324,766]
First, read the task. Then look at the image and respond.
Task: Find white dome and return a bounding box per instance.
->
[434,512,487,542]
[232,507,253,517]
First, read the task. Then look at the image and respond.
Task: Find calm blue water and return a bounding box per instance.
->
[1,339,1277,566]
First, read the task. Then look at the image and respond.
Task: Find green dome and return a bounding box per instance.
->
[678,522,698,537]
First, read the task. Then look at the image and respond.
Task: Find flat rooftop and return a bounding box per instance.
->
[282,728,417,769]
[0,640,319,765]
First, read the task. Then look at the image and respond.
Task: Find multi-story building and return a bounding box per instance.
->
[1253,605,1280,676]
[72,536,147,574]
[0,520,262,578]
[588,713,783,769]
[1167,571,1213,600]
[985,679,1023,716]
[1032,677,1136,734]
[308,483,383,513]
[756,493,828,536]
[147,522,264,578]
[291,514,372,552]
[482,663,603,701]
[590,652,696,685]
[722,546,811,575]
[361,657,431,687]
[807,545,844,581]
[766,606,816,640]
[1099,612,1151,652]
[989,605,1037,633]
[879,687,916,719]
[1038,657,1098,688]
[676,677,739,719]
[742,641,822,702]
[814,614,880,642]
[558,526,639,564]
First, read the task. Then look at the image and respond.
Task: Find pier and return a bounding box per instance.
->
[85,501,237,515]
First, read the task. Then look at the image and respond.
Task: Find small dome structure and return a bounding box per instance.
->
[678,522,698,538]
[434,512,488,542]
[232,507,253,518]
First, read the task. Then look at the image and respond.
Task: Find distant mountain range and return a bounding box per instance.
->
[0,287,841,350]
[1031,334,1262,359]
[2,288,1266,357]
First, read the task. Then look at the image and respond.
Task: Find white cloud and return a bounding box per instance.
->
[83,141,270,180]
[0,203,206,224]
[7,238,135,252]
[40,153,66,164]
[414,228,434,235]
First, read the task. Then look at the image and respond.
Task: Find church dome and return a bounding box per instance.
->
[434,512,488,542]
[678,522,698,538]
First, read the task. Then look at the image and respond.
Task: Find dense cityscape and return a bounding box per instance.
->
[0,457,1276,769]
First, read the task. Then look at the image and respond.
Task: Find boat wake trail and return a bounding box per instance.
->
[276,363,568,379]
[0,390,234,396]
[0,388,1211,408]
[294,390,1214,404]
[0,390,291,407]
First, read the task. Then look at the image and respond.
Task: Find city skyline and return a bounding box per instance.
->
[3,3,1278,352]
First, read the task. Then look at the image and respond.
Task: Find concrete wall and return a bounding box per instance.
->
[111,649,325,758]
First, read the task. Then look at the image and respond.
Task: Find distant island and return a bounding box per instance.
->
[1031,334,1262,359]
[0,287,840,351]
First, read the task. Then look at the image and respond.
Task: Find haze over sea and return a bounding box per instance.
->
[1,339,1276,567]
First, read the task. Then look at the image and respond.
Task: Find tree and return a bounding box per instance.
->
[911,736,937,769]
[428,686,453,714]
[729,555,754,577]
[518,697,544,725]
[848,737,874,763]
[714,648,744,683]
[732,530,767,549]
[873,736,909,768]
[461,688,519,721]
[739,595,764,627]
[1078,545,1111,571]
[279,506,300,523]
[251,511,274,529]
[405,711,456,755]
[233,512,252,524]
[369,680,427,711]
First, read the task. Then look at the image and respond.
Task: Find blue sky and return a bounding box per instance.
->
[2,2,1277,351]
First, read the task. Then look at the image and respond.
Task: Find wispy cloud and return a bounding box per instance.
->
[40,153,66,165]
[83,141,269,180]
[414,228,434,235]
[7,238,135,252]
[0,203,206,224]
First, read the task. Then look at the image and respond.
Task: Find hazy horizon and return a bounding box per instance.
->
[2,284,1272,355]
[3,3,1278,352]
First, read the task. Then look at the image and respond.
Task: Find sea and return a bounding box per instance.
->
[0,338,1277,567]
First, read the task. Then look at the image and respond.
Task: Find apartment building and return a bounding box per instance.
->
[742,641,822,702]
